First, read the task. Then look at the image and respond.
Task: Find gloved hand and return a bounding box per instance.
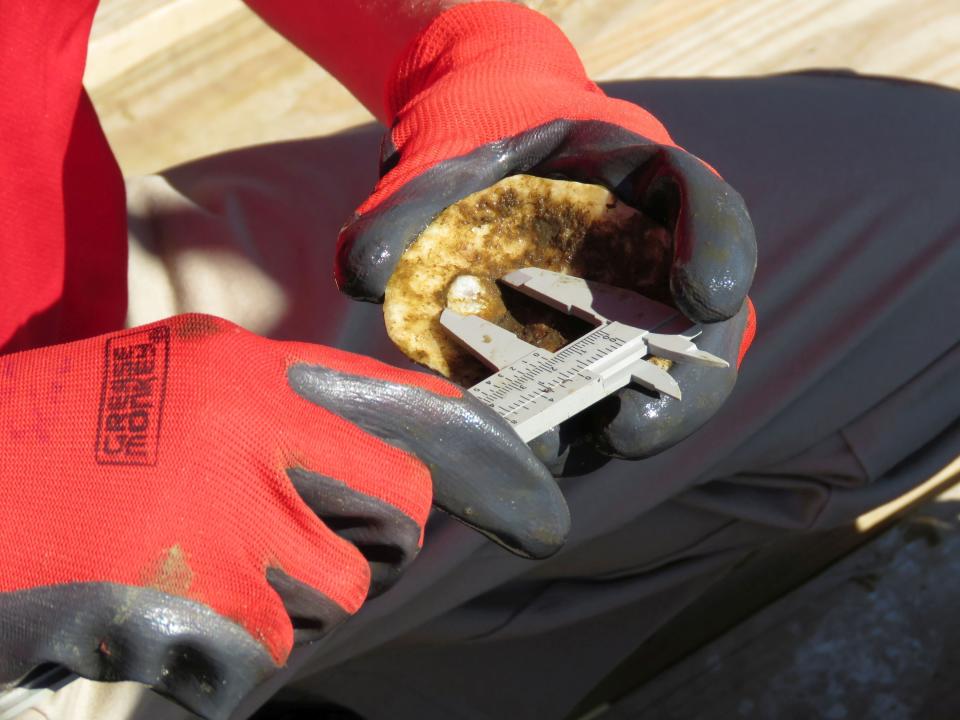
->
[0,314,566,719]
[336,2,757,469]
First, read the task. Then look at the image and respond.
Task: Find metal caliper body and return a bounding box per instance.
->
[440,267,728,442]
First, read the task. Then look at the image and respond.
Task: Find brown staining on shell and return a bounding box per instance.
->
[384,175,674,386]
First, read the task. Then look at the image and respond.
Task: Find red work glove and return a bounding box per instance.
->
[337,2,757,471]
[0,315,566,719]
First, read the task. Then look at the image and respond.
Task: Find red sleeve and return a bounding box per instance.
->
[0,1,127,353]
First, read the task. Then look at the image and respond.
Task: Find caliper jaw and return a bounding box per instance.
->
[438,309,538,371]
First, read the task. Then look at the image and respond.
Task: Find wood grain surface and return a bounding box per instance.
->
[85,0,960,175]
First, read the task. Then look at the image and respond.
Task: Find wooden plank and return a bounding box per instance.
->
[580,0,960,85]
[858,455,960,531]
[85,0,960,175]
[86,0,236,89]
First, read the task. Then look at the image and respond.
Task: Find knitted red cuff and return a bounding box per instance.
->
[386,2,596,128]
[360,2,675,217]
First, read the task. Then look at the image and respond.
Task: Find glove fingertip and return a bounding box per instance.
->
[334,221,386,302]
[593,302,750,459]
[651,148,756,323]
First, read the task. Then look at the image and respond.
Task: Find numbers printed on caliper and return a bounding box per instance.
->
[469,324,647,440]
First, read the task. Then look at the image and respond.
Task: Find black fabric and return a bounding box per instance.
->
[597,299,748,458]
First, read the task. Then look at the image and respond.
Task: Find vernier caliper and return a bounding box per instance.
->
[440,267,728,442]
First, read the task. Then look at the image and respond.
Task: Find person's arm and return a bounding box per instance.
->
[0,1,127,354]
[244,0,500,122]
